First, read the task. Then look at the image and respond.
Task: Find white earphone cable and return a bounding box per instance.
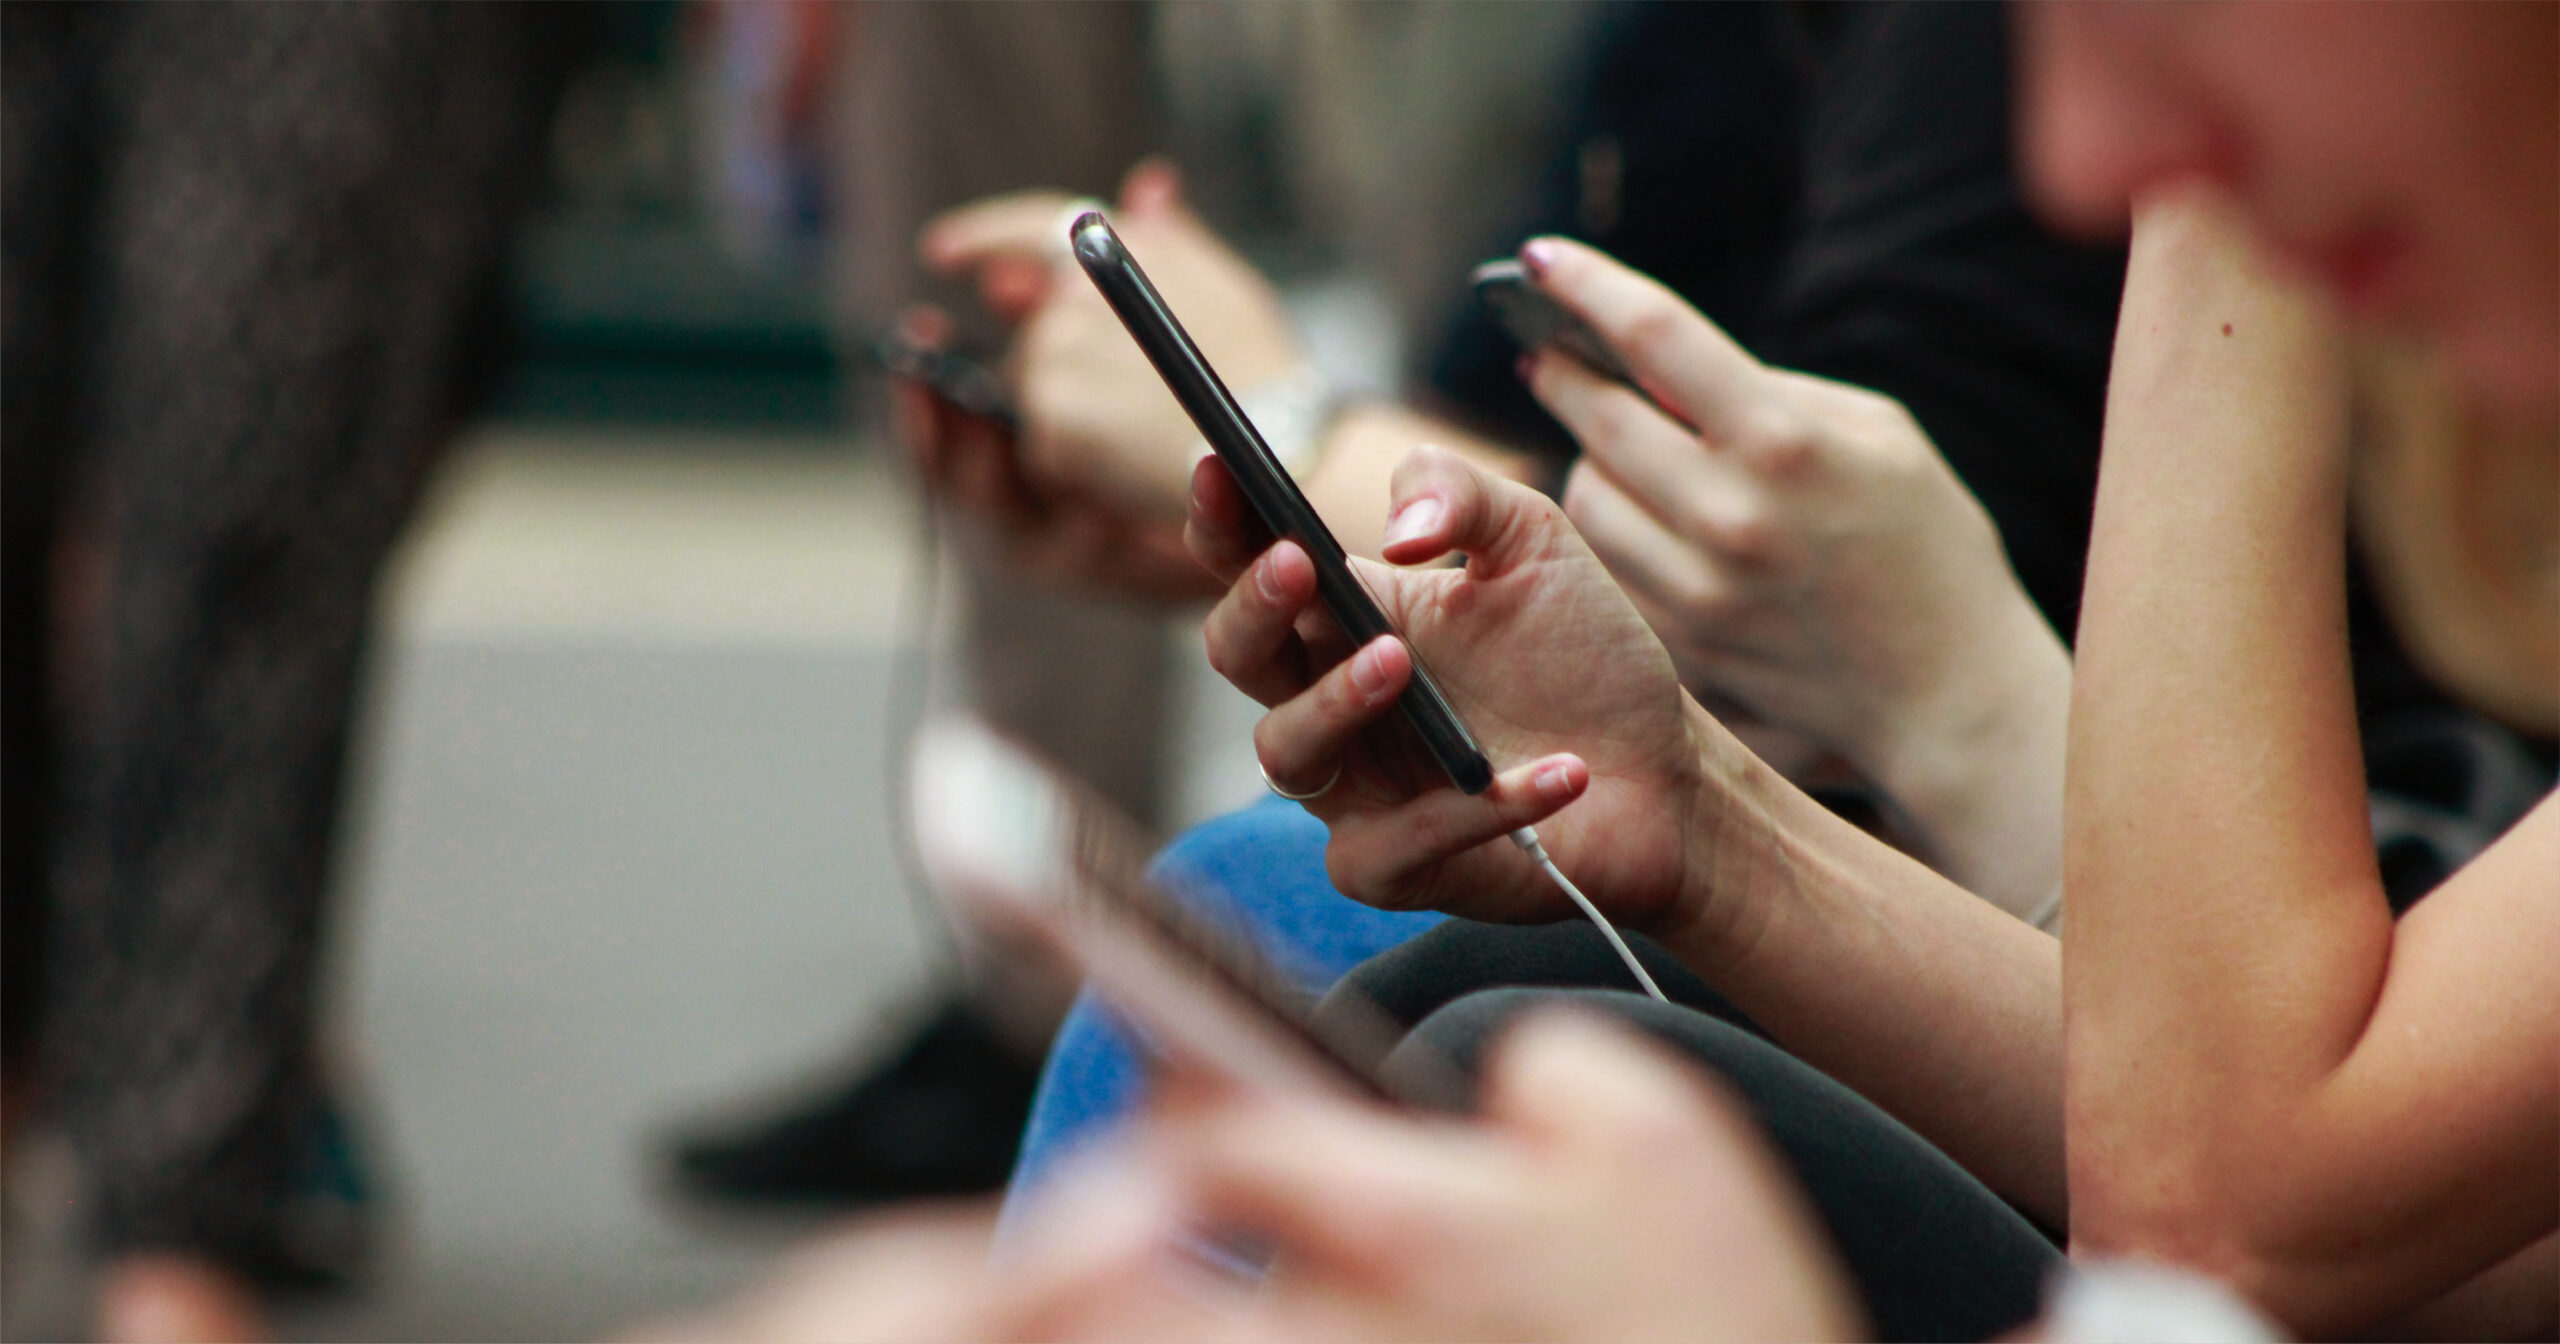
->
[1508,825,1668,1003]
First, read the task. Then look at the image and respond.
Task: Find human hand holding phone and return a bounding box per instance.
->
[921,160,1303,519]
[1182,440,1736,936]
[885,304,1218,601]
[1509,237,2074,920]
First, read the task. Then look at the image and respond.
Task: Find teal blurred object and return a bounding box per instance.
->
[493,214,839,430]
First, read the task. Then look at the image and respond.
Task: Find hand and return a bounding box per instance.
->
[890,305,1220,601]
[1523,237,2065,796]
[922,159,1303,519]
[1518,238,2074,917]
[1185,442,1755,935]
[987,1012,1863,1343]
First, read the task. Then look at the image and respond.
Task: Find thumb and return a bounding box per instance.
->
[1381,443,1571,579]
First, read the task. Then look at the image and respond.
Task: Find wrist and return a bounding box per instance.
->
[1860,603,2072,912]
[1642,696,1820,977]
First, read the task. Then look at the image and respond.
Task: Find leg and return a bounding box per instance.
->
[999,800,1443,1229]
[1318,916,1752,1040]
[42,1,552,1286]
[1397,988,2058,1344]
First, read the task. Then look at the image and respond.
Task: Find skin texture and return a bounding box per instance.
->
[1518,236,2073,923]
[2015,1,2559,413]
[903,158,1524,597]
[1186,445,2070,1224]
[2063,185,2558,1338]
[2009,6,2559,1334]
[637,1015,1860,1344]
[899,178,2076,928]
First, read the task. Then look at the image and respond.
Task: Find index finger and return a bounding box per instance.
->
[1521,235,1767,446]
[920,189,1095,271]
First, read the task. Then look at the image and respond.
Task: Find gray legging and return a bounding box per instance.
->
[1323,921,2060,1343]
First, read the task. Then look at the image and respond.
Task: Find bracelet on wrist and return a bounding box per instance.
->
[1205,363,1350,476]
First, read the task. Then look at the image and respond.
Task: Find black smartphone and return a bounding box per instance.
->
[872,329,1019,430]
[1069,211,1494,796]
[1472,258,1690,429]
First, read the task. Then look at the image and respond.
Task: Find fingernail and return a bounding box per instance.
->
[1255,553,1286,603]
[1382,498,1445,551]
[1520,238,1558,279]
[1535,760,1575,799]
[1515,351,1539,383]
[1351,640,1392,700]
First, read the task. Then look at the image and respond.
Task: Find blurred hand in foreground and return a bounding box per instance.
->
[641,1013,1860,1343]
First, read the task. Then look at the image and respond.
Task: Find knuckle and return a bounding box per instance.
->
[1250,715,1298,770]
[1617,305,1685,368]
[1705,510,1781,566]
[1668,569,1730,623]
[1202,628,1240,680]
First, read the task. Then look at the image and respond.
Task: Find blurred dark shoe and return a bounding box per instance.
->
[669,997,1043,1207]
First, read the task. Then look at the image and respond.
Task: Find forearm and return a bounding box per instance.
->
[2064,191,2442,1319]
[1868,597,2075,927]
[1655,698,2069,1226]
[1302,405,1532,561]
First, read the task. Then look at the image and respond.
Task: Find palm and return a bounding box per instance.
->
[1331,522,1704,928]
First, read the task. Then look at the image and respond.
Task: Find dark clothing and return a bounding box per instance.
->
[1341,968,2061,1343]
[3,0,564,1285]
[1758,0,2123,638]
[1323,921,2062,1342]
[1422,0,1807,465]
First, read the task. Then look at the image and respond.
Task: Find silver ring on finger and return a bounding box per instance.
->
[1260,758,1342,803]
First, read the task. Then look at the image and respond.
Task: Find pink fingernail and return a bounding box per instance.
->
[1255,553,1286,603]
[1521,238,1559,279]
[1535,760,1574,798]
[1351,641,1392,700]
[1382,498,1445,551]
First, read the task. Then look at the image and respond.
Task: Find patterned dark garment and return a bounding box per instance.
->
[3,1,567,1288]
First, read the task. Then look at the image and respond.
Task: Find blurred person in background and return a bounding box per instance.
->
[2,4,572,1337]
[664,0,1164,1212]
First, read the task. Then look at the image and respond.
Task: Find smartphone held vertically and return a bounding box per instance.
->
[1068,211,1495,796]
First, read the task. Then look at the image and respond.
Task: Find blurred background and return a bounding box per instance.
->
[1,2,1601,1337]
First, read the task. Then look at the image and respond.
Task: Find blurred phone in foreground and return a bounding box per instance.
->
[910,717,1463,1110]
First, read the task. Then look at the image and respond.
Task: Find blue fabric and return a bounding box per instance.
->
[999,798,1442,1230]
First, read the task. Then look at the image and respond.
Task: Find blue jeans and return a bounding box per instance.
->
[999,798,1441,1230]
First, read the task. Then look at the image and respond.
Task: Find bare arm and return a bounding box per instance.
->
[2064,187,2559,1335]
[1646,711,2069,1225]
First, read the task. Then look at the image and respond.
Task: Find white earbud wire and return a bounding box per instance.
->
[1508,825,1668,1003]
